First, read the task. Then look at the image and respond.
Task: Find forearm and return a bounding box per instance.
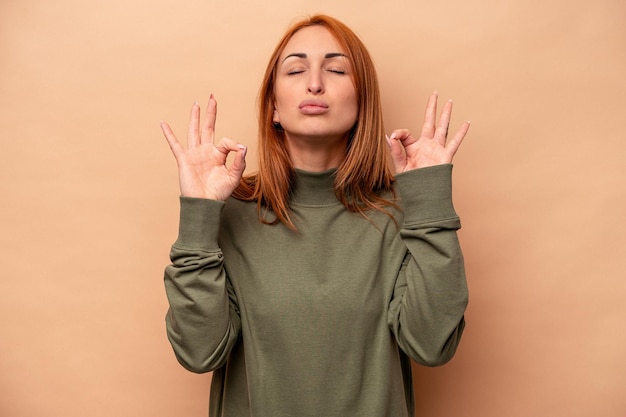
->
[164,197,240,373]
[389,164,468,366]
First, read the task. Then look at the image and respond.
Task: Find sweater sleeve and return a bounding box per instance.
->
[388,164,468,366]
[164,197,241,373]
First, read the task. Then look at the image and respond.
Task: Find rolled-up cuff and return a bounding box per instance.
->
[394,164,459,226]
[174,197,225,250]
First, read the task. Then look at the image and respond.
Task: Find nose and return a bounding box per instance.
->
[307,69,324,94]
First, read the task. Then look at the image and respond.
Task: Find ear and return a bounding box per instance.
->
[272,108,280,124]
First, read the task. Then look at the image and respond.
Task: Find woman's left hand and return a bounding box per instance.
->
[387,92,470,173]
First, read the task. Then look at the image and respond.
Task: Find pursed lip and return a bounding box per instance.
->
[299,99,329,115]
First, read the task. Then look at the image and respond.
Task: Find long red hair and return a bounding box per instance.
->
[233,14,396,230]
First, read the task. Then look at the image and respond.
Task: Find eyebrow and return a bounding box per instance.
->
[282,52,347,62]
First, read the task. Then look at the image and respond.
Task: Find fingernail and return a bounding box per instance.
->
[390,132,397,140]
[385,135,392,147]
[238,144,247,158]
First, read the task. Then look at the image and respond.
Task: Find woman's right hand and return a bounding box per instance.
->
[160,95,247,201]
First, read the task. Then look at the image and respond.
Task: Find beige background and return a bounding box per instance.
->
[1,0,625,415]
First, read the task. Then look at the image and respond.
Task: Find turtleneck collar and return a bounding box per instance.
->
[291,169,341,207]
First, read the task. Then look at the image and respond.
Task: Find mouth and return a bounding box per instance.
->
[299,99,329,115]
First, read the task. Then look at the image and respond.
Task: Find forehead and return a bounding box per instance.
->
[280,25,346,58]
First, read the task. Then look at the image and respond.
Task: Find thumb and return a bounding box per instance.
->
[386,134,405,173]
[229,144,247,180]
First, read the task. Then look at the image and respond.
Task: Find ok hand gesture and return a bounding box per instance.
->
[387,92,470,173]
[160,95,247,201]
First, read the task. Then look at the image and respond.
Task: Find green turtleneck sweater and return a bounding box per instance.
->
[164,164,467,417]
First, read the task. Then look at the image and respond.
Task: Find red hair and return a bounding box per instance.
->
[233,14,396,230]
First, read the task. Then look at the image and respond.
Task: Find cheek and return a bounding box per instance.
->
[272,91,287,121]
[343,91,359,121]
[274,78,297,100]
[273,90,295,116]
[339,83,358,111]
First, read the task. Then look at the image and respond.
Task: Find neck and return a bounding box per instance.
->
[284,133,347,172]
[291,168,339,206]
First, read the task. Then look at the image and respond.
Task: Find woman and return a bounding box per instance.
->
[160,14,470,417]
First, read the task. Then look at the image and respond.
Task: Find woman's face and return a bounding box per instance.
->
[273,25,358,146]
